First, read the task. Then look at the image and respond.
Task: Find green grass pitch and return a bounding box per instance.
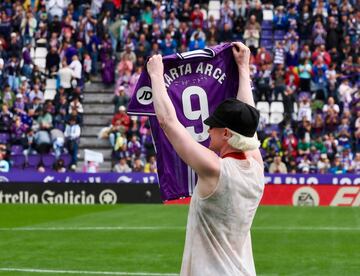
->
[0,205,359,276]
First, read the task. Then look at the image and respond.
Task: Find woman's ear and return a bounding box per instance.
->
[223,128,232,140]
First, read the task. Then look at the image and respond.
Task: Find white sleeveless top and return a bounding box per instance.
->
[180,157,264,276]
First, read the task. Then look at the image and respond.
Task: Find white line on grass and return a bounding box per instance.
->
[0,268,178,276]
[0,226,185,231]
[0,226,359,231]
[253,226,360,231]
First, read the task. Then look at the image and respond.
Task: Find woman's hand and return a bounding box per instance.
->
[147,54,164,78]
[231,41,251,71]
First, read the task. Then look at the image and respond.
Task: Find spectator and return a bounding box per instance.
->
[113,157,132,173]
[54,158,66,172]
[298,155,311,173]
[312,19,327,46]
[255,47,272,67]
[269,154,288,173]
[102,54,115,85]
[188,31,206,51]
[243,15,261,49]
[34,129,52,154]
[299,59,312,92]
[160,32,177,56]
[298,136,311,156]
[297,96,312,122]
[329,154,346,174]
[273,5,288,31]
[312,113,325,138]
[51,128,65,159]
[127,134,141,160]
[6,56,20,92]
[190,4,203,30]
[29,84,44,103]
[83,161,99,173]
[54,94,68,131]
[282,129,298,158]
[69,54,82,86]
[47,0,65,19]
[352,153,360,174]
[144,155,157,173]
[285,44,299,67]
[109,105,130,148]
[58,60,73,94]
[262,130,282,155]
[23,128,37,156]
[323,97,340,115]
[132,158,144,172]
[0,151,9,172]
[46,46,61,75]
[317,153,330,173]
[273,41,286,65]
[64,116,81,170]
[285,66,300,92]
[326,16,340,50]
[37,107,53,131]
[20,11,37,45]
[255,64,272,102]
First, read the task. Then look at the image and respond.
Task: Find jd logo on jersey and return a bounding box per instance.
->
[136,86,153,105]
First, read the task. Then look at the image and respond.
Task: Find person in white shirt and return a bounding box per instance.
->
[58,60,74,92]
[28,84,45,103]
[297,96,312,121]
[47,0,65,19]
[113,158,132,173]
[148,42,264,276]
[69,55,82,80]
[337,78,356,111]
[64,116,81,170]
[322,96,340,114]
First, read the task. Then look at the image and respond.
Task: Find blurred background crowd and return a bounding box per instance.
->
[0,0,358,174]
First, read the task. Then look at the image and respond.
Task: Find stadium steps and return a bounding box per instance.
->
[78,76,115,172]
[83,91,114,104]
[83,114,113,125]
[81,125,108,137]
[80,137,111,147]
[77,160,113,172]
[84,103,115,114]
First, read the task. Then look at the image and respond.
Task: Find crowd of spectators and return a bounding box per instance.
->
[0,0,358,174]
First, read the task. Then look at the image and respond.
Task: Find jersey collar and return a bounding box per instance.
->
[221,152,247,160]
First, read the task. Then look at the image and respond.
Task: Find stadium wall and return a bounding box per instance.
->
[0,173,359,205]
[0,182,162,204]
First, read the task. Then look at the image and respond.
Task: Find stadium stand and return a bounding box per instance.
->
[0,0,358,174]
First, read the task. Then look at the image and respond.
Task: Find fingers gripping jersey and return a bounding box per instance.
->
[128,43,239,201]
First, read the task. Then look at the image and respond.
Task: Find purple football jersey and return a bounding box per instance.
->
[128,43,239,201]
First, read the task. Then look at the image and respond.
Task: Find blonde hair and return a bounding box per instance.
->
[227,129,260,151]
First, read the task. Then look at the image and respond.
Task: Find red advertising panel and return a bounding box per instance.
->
[261,185,360,206]
[165,185,360,206]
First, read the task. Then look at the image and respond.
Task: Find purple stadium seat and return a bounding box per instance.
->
[10,154,26,169]
[27,154,41,168]
[10,168,25,173]
[11,145,23,155]
[261,29,273,39]
[59,153,72,167]
[0,133,10,144]
[42,154,56,168]
[274,30,285,41]
[298,91,311,100]
[260,39,273,50]
[261,20,273,30]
